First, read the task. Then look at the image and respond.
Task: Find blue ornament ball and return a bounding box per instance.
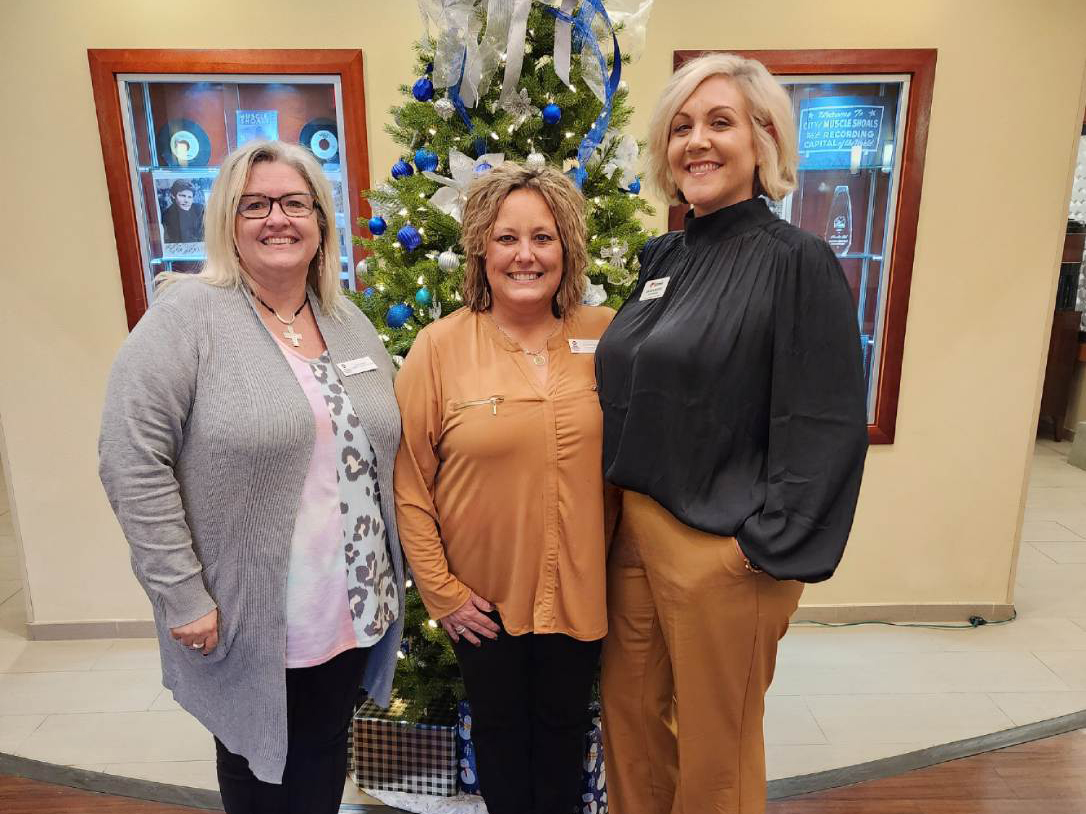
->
[391,159,414,179]
[412,77,435,102]
[542,103,562,125]
[397,223,423,252]
[414,149,439,172]
[474,161,493,175]
[367,216,387,236]
[628,178,642,194]
[363,286,376,298]
[386,303,414,329]
[415,287,433,307]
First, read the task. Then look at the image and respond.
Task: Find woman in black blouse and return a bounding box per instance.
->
[595,53,868,814]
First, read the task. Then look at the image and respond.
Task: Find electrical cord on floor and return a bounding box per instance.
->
[792,609,1018,630]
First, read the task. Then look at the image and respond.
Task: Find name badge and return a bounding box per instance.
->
[337,356,378,376]
[640,277,670,301]
[568,339,599,354]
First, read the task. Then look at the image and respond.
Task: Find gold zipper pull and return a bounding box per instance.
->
[488,396,504,415]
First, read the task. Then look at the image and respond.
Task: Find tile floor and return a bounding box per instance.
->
[1,438,1086,802]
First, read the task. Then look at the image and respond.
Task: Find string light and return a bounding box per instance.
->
[417,275,425,285]
[399,207,409,216]
[405,579,413,588]
[428,128,437,136]
[427,619,438,628]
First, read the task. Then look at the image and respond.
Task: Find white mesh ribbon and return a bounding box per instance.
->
[596,131,639,186]
[424,150,506,222]
[606,0,654,61]
[420,0,481,97]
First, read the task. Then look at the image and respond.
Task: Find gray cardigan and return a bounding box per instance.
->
[98,279,405,783]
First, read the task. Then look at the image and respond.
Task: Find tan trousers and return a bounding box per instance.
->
[601,491,804,814]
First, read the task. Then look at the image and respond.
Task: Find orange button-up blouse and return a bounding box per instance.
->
[393,305,614,641]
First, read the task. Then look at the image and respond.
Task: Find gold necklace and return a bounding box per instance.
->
[489,316,560,366]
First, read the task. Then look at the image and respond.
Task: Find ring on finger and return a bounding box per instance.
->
[454,625,467,634]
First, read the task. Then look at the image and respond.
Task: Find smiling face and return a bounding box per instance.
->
[484,188,564,319]
[174,189,194,210]
[667,74,759,217]
[234,161,320,283]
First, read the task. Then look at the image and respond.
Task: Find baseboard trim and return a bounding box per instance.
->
[26,619,157,640]
[793,603,1016,624]
[23,604,1017,640]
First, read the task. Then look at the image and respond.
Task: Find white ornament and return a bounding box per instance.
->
[434,97,455,121]
[424,150,505,222]
[438,249,460,272]
[582,277,607,307]
[355,258,368,277]
[429,301,443,320]
[526,152,546,171]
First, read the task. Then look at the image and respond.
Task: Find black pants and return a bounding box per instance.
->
[215,646,369,814]
[452,612,601,814]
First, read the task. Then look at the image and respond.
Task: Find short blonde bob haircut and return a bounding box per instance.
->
[460,163,587,317]
[157,140,345,316]
[646,52,798,205]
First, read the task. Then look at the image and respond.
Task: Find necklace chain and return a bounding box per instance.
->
[249,288,306,325]
[249,287,307,348]
[488,315,561,365]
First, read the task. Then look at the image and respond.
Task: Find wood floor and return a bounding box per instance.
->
[3,729,1085,813]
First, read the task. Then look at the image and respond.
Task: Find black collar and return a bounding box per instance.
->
[683,197,777,248]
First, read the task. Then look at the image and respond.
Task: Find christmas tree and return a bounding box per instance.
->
[349,0,654,722]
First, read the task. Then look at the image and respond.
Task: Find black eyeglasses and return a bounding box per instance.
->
[237,193,317,219]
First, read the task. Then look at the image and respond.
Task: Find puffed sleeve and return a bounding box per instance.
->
[98,302,217,628]
[737,238,869,582]
[393,331,473,619]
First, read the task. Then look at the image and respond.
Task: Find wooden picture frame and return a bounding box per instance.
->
[88,49,372,330]
[672,49,937,444]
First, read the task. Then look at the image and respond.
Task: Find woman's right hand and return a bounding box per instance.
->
[440,592,500,646]
[170,608,219,655]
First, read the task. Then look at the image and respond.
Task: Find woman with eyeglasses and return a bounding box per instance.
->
[99,140,405,814]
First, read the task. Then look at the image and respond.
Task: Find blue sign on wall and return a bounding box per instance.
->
[797,95,891,171]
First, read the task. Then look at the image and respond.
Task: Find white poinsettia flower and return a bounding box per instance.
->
[424,150,505,222]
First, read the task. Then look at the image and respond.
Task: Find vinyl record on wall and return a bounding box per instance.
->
[155,119,212,168]
[300,118,339,164]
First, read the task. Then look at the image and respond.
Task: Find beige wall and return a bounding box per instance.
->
[2,0,1085,627]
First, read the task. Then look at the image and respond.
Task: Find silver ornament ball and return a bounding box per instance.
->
[434,97,455,121]
[438,250,460,272]
[355,258,368,277]
[526,152,546,171]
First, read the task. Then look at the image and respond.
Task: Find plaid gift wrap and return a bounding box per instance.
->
[352,702,458,796]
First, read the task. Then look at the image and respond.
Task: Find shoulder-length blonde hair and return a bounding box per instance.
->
[460,163,586,317]
[157,140,345,316]
[646,52,798,205]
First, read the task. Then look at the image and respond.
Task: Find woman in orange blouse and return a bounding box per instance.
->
[394,163,612,814]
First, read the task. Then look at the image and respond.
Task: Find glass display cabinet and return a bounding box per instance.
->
[89,50,371,329]
[671,50,936,444]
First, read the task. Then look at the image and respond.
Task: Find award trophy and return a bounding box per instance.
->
[825,185,853,256]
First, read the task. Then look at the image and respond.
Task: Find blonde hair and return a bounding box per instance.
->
[646,52,798,204]
[460,163,587,317]
[157,140,345,316]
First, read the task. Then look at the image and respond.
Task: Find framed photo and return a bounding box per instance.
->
[672,49,937,444]
[152,170,216,259]
[88,49,372,329]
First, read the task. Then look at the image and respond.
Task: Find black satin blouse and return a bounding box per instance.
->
[595,197,868,582]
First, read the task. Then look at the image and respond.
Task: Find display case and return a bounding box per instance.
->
[89,50,371,329]
[672,50,937,444]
